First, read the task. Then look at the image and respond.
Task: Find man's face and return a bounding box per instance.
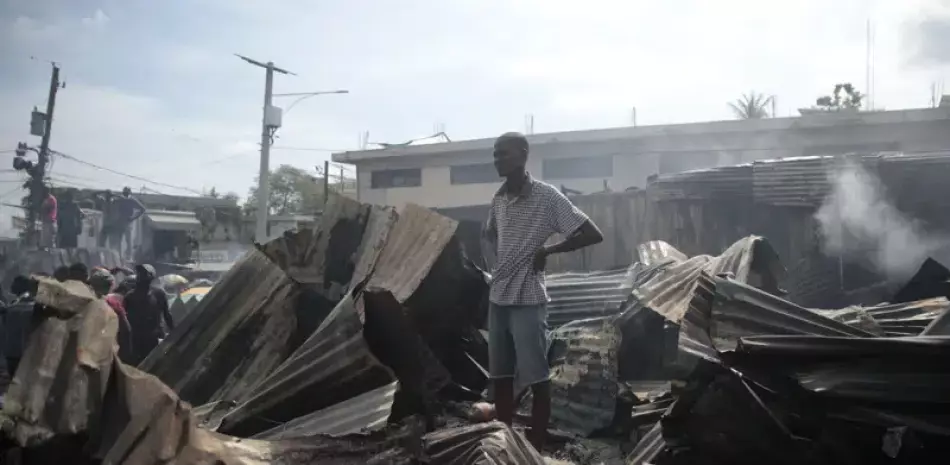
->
[493,141,526,177]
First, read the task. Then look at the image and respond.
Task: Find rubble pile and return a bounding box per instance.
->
[2,193,950,464]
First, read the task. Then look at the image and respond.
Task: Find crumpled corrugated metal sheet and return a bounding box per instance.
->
[545,317,621,436]
[258,193,370,299]
[708,278,874,352]
[625,421,666,465]
[367,203,459,304]
[211,288,397,437]
[216,288,451,438]
[349,205,399,289]
[139,250,302,406]
[545,266,640,327]
[253,382,399,440]
[809,305,884,335]
[862,298,950,336]
[2,279,116,447]
[1,278,541,465]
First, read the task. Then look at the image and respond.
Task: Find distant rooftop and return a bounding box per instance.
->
[333,106,950,163]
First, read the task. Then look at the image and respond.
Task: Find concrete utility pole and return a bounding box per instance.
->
[323,160,330,204]
[23,64,60,246]
[237,54,293,242]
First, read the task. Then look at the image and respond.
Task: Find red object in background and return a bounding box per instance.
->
[105,293,126,318]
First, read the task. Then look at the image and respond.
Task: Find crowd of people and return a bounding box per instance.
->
[39,185,146,259]
[0,262,176,384]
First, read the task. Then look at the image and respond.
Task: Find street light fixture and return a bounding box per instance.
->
[274,90,350,115]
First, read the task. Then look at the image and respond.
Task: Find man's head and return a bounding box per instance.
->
[493,132,529,178]
[134,264,156,288]
[11,275,31,296]
[53,266,69,282]
[89,268,115,297]
[68,262,89,283]
[122,187,132,197]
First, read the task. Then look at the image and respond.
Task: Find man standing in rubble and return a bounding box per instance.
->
[483,132,603,449]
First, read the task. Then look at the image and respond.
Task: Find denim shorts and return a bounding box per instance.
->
[488,302,550,386]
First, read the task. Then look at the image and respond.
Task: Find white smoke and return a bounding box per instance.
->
[815,159,944,280]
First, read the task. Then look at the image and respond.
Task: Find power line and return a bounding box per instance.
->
[51,149,204,195]
[271,146,349,152]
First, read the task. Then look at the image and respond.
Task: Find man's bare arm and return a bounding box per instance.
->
[544,220,603,255]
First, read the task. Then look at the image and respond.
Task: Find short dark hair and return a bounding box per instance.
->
[68,262,89,282]
[53,266,69,282]
[495,132,529,153]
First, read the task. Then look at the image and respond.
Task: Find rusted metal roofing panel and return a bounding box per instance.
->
[139,249,302,406]
[878,152,950,213]
[349,205,398,289]
[545,266,639,327]
[258,192,369,296]
[709,277,874,352]
[217,289,451,438]
[544,316,621,436]
[254,382,398,439]
[863,298,950,336]
[214,289,396,437]
[752,155,835,207]
[752,154,883,207]
[367,203,459,303]
[649,163,753,202]
[3,279,116,447]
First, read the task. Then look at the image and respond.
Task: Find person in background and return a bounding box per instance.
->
[67,262,89,284]
[123,264,174,364]
[39,186,58,249]
[482,132,603,449]
[56,189,84,249]
[96,190,116,248]
[53,266,69,283]
[2,276,37,378]
[89,268,133,362]
[113,187,146,260]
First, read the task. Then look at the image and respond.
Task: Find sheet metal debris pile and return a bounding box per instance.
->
[0,196,538,465]
[3,193,950,464]
[617,239,950,465]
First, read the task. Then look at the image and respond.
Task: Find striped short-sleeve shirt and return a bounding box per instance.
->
[485,175,590,305]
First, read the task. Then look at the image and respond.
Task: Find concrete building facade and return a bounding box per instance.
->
[332,107,950,209]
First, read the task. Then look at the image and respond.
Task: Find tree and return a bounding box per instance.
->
[208,187,219,198]
[223,191,241,204]
[728,92,774,119]
[244,165,324,216]
[814,83,863,111]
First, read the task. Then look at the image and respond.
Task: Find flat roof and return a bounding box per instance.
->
[332,107,950,163]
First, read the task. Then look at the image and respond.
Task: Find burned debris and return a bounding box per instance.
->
[2,191,950,465]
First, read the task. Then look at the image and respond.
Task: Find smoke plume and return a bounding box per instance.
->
[815,159,944,280]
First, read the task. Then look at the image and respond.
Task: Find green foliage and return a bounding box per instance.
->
[244,165,325,216]
[728,92,774,119]
[815,83,863,111]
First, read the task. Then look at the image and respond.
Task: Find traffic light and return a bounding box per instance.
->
[13,142,35,174]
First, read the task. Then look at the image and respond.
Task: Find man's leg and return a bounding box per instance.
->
[510,303,551,450]
[487,302,516,425]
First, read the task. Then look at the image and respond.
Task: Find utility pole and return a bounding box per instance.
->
[323,160,330,204]
[25,64,60,246]
[237,54,293,242]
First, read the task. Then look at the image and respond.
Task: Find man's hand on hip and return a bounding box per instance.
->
[532,247,549,272]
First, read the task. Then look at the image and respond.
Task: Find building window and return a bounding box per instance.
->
[370,168,422,188]
[543,156,613,179]
[450,163,499,185]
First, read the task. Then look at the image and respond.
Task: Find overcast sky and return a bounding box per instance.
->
[1,0,949,224]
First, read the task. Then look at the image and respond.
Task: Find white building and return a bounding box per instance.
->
[332,107,950,209]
